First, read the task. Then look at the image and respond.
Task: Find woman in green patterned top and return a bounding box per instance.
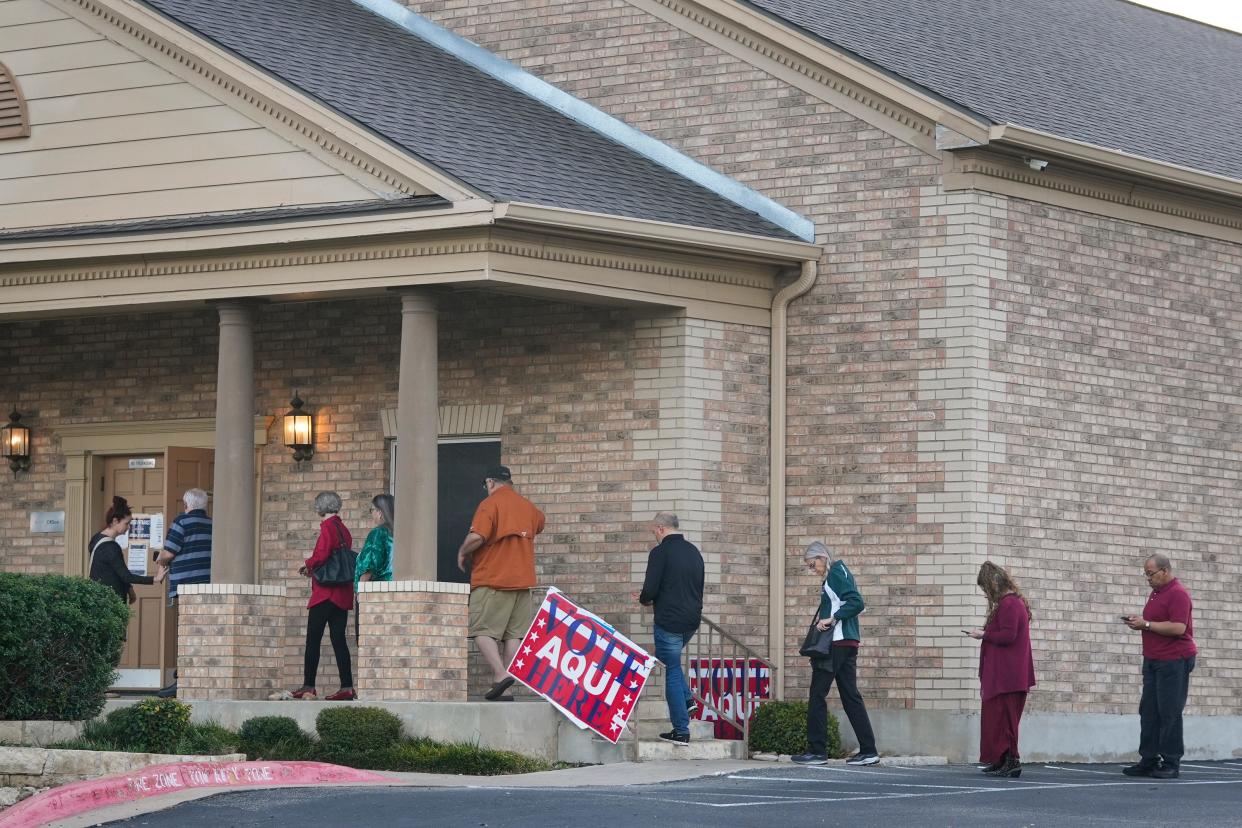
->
[356,494,395,585]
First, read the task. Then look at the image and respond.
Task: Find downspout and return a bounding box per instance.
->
[768,259,817,700]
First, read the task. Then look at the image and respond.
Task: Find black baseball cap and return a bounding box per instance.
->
[486,465,512,482]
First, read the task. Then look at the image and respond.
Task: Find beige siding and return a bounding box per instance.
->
[0,0,386,230]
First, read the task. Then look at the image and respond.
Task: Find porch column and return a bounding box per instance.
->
[393,290,438,580]
[210,301,257,584]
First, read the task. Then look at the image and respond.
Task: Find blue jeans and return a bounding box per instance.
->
[654,624,695,734]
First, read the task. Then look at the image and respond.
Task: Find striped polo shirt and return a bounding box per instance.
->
[164,509,213,599]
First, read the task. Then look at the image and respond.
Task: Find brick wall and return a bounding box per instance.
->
[177,584,291,700]
[356,580,469,700]
[989,198,1242,716]
[396,0,945,707]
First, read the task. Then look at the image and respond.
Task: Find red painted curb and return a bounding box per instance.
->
[0,761,392,828]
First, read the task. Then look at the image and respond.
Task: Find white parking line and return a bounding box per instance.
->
[727,774,1004,791]
[1040,765,1118,775]
[1181,764,1242,774]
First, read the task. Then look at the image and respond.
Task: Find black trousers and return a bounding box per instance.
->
[1138,655,1194,767]
[304,601,352,689]
[807,647,877,756]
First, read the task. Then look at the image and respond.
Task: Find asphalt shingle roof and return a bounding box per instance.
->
[138,0,799,240]
[747,0,1242,181]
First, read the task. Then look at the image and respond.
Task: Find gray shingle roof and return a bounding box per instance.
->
[747,0,1242,181]
[0,197,446,241]
[138,0,801,241]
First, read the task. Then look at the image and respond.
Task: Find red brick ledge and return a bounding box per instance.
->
[0,761,390,828]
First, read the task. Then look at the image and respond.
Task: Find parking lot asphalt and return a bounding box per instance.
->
[101,760,1242,827]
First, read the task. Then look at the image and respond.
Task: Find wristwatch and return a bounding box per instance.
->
[1145,621,1150,630]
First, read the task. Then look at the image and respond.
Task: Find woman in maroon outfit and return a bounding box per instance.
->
[967,561,1035,778]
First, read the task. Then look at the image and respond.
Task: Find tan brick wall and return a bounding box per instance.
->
[989,199,1242,717]
[357,580,469,700]
[177,584,291,700]
[402,0,945,711]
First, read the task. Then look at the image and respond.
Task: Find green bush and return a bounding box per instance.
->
[0,573,129,721]
[376,739,550,775]
[749,700,840,757]
[176,722,242,756]
[316,706,402,762]
[99,698,192,754]
[238,716,309,758]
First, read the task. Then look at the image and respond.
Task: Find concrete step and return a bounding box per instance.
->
[636,736,747,761]
[631,718,716,740]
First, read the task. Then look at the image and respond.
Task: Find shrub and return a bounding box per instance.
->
[316,706,402,762]
[100,698,192,754]
[176,722,242,756]
[378,739,550,775]
[749,700,840,757]
[0,573,129,721]
[238,716,308,758]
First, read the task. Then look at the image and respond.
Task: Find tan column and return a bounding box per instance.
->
[210,301,257,584]
[393,291,439,580]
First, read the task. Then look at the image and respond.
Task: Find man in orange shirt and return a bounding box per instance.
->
[457,465,545,701]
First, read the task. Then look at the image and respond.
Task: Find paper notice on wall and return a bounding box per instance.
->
[128,515,152,575]
[149,513,165,550]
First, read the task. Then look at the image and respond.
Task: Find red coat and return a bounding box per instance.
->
[979,593,1036,701]
[305,515,353,611]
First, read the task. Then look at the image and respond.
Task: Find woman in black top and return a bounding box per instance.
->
[89,496,159,603]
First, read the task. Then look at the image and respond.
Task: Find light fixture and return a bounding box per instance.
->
[1024,157,1049,172]
[282,393,314,463]
[1,408,31,473]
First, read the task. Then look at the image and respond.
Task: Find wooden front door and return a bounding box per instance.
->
[102,455,167,689]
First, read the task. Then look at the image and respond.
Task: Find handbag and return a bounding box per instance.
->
[312,521,357,586]
[799,613,836,658]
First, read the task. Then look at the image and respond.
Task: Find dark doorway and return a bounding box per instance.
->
[437,440,501,582]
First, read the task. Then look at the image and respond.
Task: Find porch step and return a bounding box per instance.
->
[632,717,716,741]
[636,736,747,761]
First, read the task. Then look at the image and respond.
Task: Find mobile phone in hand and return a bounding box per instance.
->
[961,630,972,635]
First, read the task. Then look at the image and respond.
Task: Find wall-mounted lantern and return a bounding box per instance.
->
[282,393,314,463]
[1,408,31,473]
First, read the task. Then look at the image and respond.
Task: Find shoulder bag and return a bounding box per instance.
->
[312,521,357,586]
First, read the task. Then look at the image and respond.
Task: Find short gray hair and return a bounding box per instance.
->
[313,491,342,516]
[1146,553,1173,573]
[804,541,833,562]
[182,488,208,511]
[653,511,679,529]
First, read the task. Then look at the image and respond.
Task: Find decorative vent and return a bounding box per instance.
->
[0,62,30,140]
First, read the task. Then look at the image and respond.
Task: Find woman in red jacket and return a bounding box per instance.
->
[967,561,1035,778]
[288,491,356,701]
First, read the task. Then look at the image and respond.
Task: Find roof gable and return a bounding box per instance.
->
[0,0,428,231]
[136,0,807,241]
[746,0,1242,182]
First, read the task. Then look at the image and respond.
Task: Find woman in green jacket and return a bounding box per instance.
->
[356,494,395,586]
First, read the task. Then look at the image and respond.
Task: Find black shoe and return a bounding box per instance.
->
[1122,762,1159,777]
[984,755,1022,778]
[155,682,177,699]
[484,676,515,700]
[686,698,700,716]
[790,753,828,765]
[980,760,1004,773]
[846,751,880,766]
[658,730,689,746]
[1151,765,1179,779]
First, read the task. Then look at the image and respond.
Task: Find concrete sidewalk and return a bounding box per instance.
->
[41,755,946,827]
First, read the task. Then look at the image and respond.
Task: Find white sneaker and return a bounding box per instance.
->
[846,752,880,766]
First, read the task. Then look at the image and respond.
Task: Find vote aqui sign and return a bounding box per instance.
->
[507,588,654,744]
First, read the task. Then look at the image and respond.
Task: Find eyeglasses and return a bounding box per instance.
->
[1143,569,1164,579]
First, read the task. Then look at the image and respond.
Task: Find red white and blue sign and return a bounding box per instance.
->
[689,658,771,739]
[507,588,654,744]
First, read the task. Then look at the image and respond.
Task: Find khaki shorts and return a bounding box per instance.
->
[469,586,534,641]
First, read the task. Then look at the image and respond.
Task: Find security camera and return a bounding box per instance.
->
[1025,157,1049,172]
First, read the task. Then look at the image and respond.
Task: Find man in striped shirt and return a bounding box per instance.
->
[154,488,212,697]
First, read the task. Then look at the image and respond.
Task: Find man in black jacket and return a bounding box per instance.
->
[638,512,704,745]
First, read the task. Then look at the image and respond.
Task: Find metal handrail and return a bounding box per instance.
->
[681,614,775,747]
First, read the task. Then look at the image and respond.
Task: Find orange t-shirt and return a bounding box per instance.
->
[469,485,544,590]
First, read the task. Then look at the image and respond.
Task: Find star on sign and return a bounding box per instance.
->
[537,618,546,628]
[531,632,539,642]
[523,645,532,655]
[515,659,524,669]
[622,694,631,705]
[610,722,620,732]
[629,681,638,690]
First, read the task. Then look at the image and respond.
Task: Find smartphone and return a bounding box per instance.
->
[961,630,972,635]
[1119,615,1131,621]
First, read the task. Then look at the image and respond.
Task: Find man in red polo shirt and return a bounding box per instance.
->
[1121,553,1197,779]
